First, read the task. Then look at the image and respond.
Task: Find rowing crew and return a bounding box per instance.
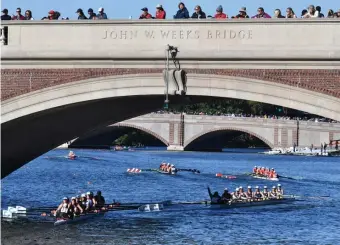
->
[159,162,177,173]
[253,166,278,178]
[53,191,105,218]
[209,184,284,204]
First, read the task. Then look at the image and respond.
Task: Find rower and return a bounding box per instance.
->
[71,196,84,215]
[261,186,269,200]
[171,164,176,173]
[80,193,87,209]
[239,186,247,200]
[85,192,94,212]
[232,188,240,200]
[253,166,257,174]
[246,186,253,200]
[55,197,71,218]
[253,186,262,200]
[256,166,261,175]
[221,188,232,203]
[277,184,284,197]
[265,168,270,177]
[68,151,76,159]
[94,191,105,208]
[270,186,278,199]
[208,187,221,204]
[272,169,278,178]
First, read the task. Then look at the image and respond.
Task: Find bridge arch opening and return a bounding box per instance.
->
[184,127,273,152]
[68,123,168,149]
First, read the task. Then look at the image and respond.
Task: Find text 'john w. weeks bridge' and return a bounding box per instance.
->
[1,19,339,178]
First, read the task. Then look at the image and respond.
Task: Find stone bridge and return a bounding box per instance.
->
[1,19,340,178]
[111,114,340,151]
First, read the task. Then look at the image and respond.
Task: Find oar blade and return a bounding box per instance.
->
[138,204,164,212]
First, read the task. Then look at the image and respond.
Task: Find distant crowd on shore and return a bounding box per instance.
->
[152,111,339,123]
[2,3,340,21]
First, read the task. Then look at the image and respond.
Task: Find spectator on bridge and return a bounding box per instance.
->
[273,9,285,18]
[97,7,108,19]
[285,7,297,18]
[191,5,206,19]
[303,5,320,18]
[87,9,97,19]
[316,6,324,17]
[155,4,166,19]
[139,7,153,19]
[327,9,335,18]
[301,9,308,17]
[336,9,340,18]
[12,8,25,20]
[174,2,189,19]
[214,5,227,19]
[1,9,12,20]
[231,7,249,18]
[252,7,271,18]
[61,17,69,20]
[24,10,34,20]
[76,8,87,19]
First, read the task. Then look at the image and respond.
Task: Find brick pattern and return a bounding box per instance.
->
[169,123,174,144]
[179,114,185,146]
[281,128,288,147]
[1,68,339,101]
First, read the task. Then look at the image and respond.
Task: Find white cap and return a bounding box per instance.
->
[156,4,163,8]
[248,186,251,189]
[255,186,259,189]
[86,191,91,195]
[224,188,228,191]
[278,184,281,187]
[239,186,243,189]
[63,196,68,200]
[264,186,267,189]
[98,7,104,12]
[236,188,239,191]
[81,193,86,197]
[171,164,174,167]
[272,186,276,189]
[71,197,76,200]
[254,166,257,168]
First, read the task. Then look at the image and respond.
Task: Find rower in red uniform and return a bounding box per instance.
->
[264,168,269,177]
[253,166,257,174]
[260,167,265,175]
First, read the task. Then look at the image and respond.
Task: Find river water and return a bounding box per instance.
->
[1,149,340,245]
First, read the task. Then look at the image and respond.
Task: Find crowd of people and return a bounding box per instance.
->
[2,4,340,21]
[53,191,105,219]
[252,166,278,179]
[159,162,177,173]
[209,184,284,204]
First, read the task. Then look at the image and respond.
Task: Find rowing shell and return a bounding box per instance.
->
[156,169,177,175]
[209,198,294,209]
[54,212,105,226]
[250,174,279,181]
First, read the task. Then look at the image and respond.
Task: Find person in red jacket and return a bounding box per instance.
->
[12,7,25,20]
[155,4,166,19]
[214,5,227,19]
[140,7,153,19]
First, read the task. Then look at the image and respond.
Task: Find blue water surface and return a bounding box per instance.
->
[2,149,340,245]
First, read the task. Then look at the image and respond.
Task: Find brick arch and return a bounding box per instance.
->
[184,127,274,149]
[114,123,169,146]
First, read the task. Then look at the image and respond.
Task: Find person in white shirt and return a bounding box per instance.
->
[303,5,320,18]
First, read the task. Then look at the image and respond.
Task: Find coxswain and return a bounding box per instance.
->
[253,166,257,174]
[221,188,232,203]
[208,187,221,204]
[68,151,76,159]
[277,184,284,197]
[246,186,253,200]
[55,197,71,218]
[261,186,269,200]
[253,186,262,200]
[71,197,84,215]
[270,186,278,198]
[94,191,105,209]
[85,192,94,212]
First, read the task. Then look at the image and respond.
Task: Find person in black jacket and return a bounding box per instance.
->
[1,9,12,20]
[174,2,189,19]
[191,5,206,19]
[76,8,87,19]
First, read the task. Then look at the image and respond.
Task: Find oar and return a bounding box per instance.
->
[169,200,211,205]
[177,168,201,174]
[284,195,330,199]
[277,175,297,180]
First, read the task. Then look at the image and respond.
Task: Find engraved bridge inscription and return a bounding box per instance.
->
[102,29,252,40]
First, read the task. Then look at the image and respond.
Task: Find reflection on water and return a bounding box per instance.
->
[2,149,340,244]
